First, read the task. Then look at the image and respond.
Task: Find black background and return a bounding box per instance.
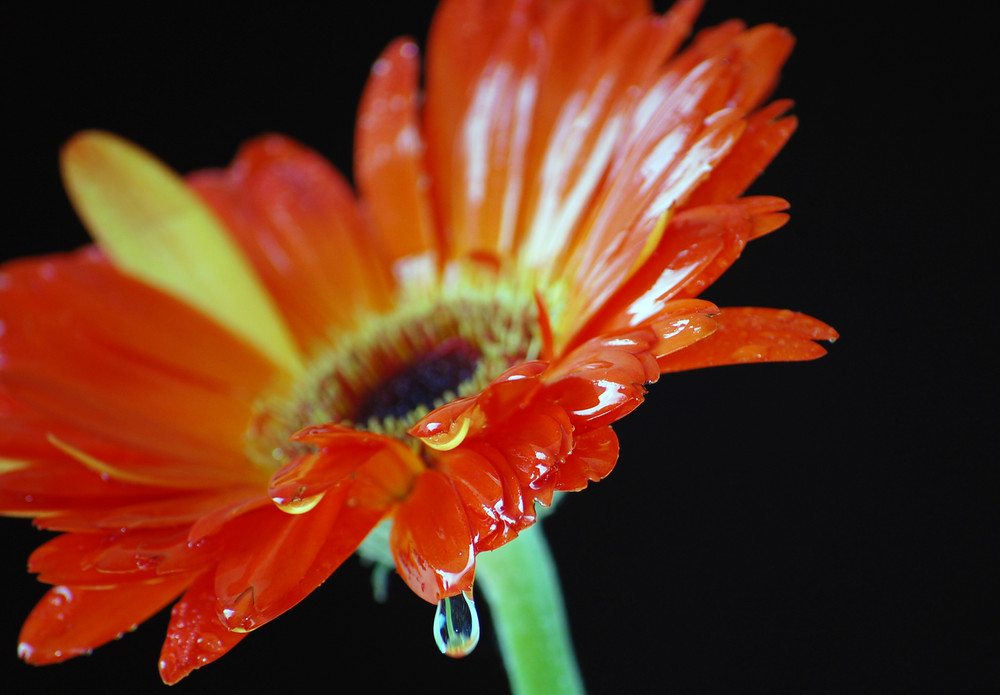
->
[1,2,990,693]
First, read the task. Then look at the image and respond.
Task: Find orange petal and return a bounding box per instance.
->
[658,306,838,372]
[213,490,384,633]
[544,329,675,428]
[93,486,266,531]
[576,198,788,337]
[18,577,191,665]
[720,24,795,113]
[0,252,266,477]
[355,39,441,273]
[391,470,476,603]
[434,447,506,547]
[685,100,797,206]
[29,526,220,586]
[555,425,619,491]
[92,526,215,576]
[0,437,168,523]
[666,198,792,299]
[159,571,248,685]
[494,401,573,493]
[409,361,546,442]
[186,494,272,544]
[268,439,392,512]
[29,533,122,587]
[281,425,422,507]
[555,20,795,323]
[474,442,533,551]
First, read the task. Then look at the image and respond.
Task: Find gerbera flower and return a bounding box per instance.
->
[1,0,836,690]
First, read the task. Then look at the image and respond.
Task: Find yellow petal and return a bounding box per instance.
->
[61,130,304,376]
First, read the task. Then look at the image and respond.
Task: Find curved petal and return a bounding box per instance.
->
[268,439,395,511]
[657,306,839,372]
[92,486,266,532]
[28,533,130,587]
[559,87,745,333]
[391,470,476,603]
[554,425,619,492]
[212,489,384,633]
[434,447,507,547]
[28,525,223,586]
[18,577,191,665]
[159,571,248,685]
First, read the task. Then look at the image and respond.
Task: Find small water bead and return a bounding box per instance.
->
[433,589,480,658]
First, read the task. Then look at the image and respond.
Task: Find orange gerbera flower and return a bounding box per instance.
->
[1,0,835,686]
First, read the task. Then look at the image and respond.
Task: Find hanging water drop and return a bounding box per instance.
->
[433,589,480,658]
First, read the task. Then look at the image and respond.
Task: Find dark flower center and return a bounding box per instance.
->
[245,291,541,471]
[357,337,481,423]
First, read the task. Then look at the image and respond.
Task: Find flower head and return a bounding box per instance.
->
[1,0,835,685]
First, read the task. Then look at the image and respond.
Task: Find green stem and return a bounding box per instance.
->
[475,522,586,695]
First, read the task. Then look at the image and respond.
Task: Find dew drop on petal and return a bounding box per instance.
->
[433,589,480,658]
[196,632,224,653]
[272,490,325,515]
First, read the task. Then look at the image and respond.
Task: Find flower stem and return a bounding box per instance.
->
[475,523,586,695]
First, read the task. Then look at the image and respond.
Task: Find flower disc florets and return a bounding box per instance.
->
[246,273,543,471]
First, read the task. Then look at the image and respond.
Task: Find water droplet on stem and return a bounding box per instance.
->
[433,589,480,658]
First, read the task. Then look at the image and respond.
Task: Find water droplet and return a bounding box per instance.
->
[272,489,325,514]
[420,416,471,451]
[196,632,224,653]
[433,589,480,658]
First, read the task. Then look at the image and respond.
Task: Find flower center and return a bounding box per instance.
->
[245,289,540,470]
[356,337,481,423]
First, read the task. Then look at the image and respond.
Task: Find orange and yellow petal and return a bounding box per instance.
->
[60,131,303,376]
[189,135,393,354]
